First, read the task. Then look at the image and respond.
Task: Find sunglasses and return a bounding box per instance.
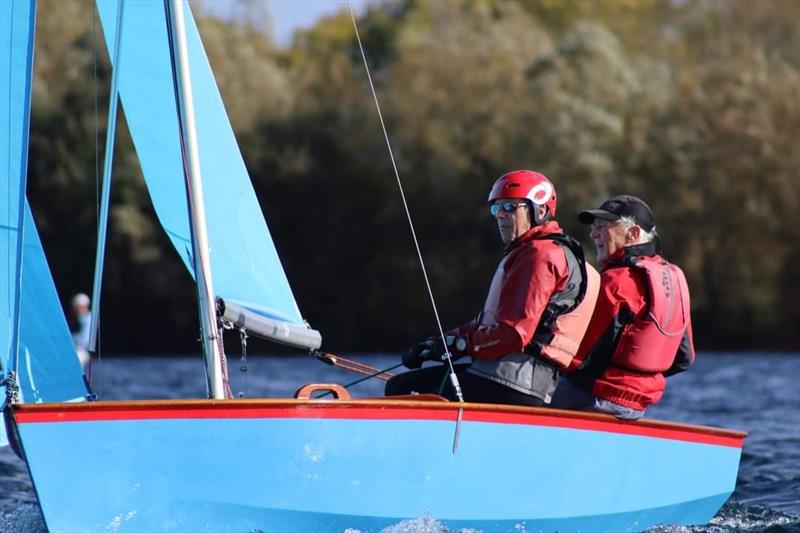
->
[490,201,528,217]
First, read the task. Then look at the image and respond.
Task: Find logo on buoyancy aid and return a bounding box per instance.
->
[474,339,501,352]
[661,270,671,299]
[527,234,600,369]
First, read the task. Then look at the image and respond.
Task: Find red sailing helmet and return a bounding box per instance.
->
[487,170,557,217]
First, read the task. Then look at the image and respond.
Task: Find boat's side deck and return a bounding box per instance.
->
[11,390,747,448]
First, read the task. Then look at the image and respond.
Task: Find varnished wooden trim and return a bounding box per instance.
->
[11,396,746,447]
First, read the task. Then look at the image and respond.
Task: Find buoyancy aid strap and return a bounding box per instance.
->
[528,234,587,349]
[544,233,590,312]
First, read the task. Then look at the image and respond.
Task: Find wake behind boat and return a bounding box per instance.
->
[0,1,745,531]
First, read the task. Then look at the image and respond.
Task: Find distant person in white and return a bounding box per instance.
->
[70,293,92,376]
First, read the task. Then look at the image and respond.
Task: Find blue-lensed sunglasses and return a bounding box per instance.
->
[490,201,528,217]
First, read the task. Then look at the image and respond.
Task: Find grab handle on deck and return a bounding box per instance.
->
[295,383,351,400]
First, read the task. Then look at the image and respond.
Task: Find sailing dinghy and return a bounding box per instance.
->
[1,0,745,531]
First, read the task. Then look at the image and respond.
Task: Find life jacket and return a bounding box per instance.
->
[611,254,691,373]
[468,233,599,401]
[527,234,600,369]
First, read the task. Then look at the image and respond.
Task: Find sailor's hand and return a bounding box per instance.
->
[446,335,468,361]
[402,339,439,369]
[402,336,468,368]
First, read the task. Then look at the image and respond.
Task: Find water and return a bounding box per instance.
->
[1,352,798,532]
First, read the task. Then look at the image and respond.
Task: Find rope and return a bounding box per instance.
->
[314,351,397,380]
[314,362,405,398]
[348,5,464,404]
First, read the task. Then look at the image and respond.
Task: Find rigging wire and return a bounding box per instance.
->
[348,4,465,451]
[91,2,102,396]
[239,327,248,398]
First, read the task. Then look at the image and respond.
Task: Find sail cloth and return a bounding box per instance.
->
[1,0,35,388]
[18,203,90,405]
[1,0,36,448]
[1,0,88,452]
[95,0,321,350]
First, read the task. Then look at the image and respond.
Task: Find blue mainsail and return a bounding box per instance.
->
[95,0,320,348]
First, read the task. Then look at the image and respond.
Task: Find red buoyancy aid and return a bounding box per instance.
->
[538,267,600,368]
[531,235,600,369]
[468,231,599,400]
[477,233,600,369]
[611,255,691,373]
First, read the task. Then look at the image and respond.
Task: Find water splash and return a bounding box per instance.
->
[0,503,45,533]
[707,502,800,531]
[344,513,482,533]
[646,502,800,532]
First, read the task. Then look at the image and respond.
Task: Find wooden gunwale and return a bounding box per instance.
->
[11,397,747,444]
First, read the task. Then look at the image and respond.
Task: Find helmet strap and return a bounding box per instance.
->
[531,205,551,226]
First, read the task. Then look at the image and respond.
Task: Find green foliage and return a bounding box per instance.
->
[25,0,800,353]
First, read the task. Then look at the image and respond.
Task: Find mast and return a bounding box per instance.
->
[165,0,226,399]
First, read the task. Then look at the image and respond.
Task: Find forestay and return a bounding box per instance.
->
[94,0,320,350]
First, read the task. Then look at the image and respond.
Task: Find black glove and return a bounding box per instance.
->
[402,338,442,369]
[401,336,467,369]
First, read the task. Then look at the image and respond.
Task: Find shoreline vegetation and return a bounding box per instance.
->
[29,0,799,354]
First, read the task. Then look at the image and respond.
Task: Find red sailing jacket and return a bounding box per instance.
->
[565,242,695,410]
[449,221,571,362]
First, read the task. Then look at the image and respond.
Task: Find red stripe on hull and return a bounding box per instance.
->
[12,400,745,448]
[463,410,742,448]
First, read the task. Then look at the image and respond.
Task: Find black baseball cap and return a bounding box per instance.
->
[578,195,656,232]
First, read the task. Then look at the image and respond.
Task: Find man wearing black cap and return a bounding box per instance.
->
[551,195,695,419]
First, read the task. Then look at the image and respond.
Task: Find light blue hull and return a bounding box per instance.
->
[12,399,744,532]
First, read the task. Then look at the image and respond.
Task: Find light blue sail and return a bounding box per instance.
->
[17,203,89,405]
[95,0,309,329]
[1,0,36,447]
[1,0,35,388]
[1,0,88,448]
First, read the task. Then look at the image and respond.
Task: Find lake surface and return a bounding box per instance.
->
[1,352,798,532]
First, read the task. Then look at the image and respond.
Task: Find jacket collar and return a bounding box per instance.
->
[505,220,563,254]
[607,241,659,267]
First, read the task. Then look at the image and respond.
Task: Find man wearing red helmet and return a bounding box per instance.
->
[386,170,599,406]
[551,195,695,419]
